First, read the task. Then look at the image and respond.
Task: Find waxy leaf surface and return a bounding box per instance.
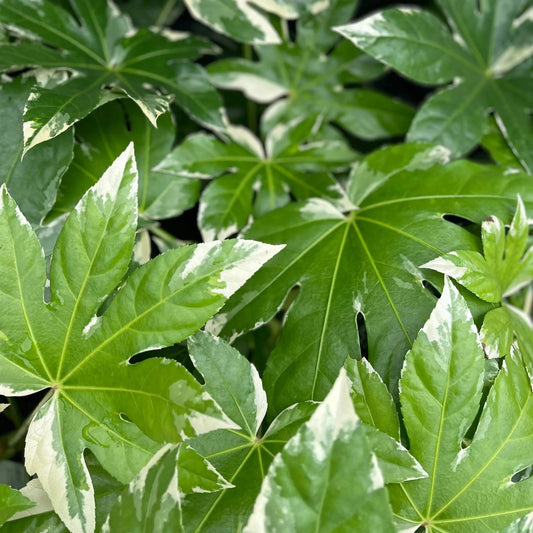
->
[210,144,533,414]
[244,368,395,532]
[0,0,224,152]
[424,197,533,303]
[183,331,317,532]
[0,76,73,224]
[52,100,200,221]
[103,444,229,533]
[156,119,355,241]
[390,279,533,531]
[336,1,533,171]
[0,145,281,533]
[207,0,412,138]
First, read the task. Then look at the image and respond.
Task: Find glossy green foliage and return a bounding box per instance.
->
[0,0,224,152]
[388,279,533,531]
[157,118,355,240]
[0,146,280,533]
[336,1,533,171]
[207,0,413,139]
[212,144,533,414]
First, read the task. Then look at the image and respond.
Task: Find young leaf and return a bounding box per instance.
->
[244,368,395,533]
[156,119,355,241]
[336,2,533,171]
[0,485,35,526]
[102,444,229,533]
[0,76,73,224]
[184,331,317,532]
[0,145,281,533]
[0,0,224,152]
[207,0,413,139]
[390,279,533,531]
[51,100,200,221]
[210,145,533,414]
[423,197,533,302]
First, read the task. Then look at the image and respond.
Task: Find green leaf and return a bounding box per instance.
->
[0,76,73,225]
[211,145,533,414]
[481,116,524,171]
[0,484,35,525]
[345,358,427,485]
[423,197,533,302]
[480,306,515,359]
[183,331,317,532]
[244,368,395,532]
[51,100,200,221]
[391,278,533,531]
[336,2,533,171]
[0,0,224,152]
[156,119,355,240]
[207,0,413,139]
[0,145,282,533]
[103,444,230,533]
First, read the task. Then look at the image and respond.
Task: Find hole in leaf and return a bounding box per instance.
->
[422,279,441,299]
[442,213,476,229]
[512,465,533,483]
[356,312,368,359]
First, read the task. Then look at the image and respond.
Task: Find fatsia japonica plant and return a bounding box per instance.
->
[0,0,533,532]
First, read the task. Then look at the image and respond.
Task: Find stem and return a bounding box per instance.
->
[242,43,258,134]
[154,0,179,30]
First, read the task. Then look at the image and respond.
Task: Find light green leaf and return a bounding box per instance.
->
[481,116,524,171]
[345,357,400,439]
[423,197,533,302]
[244,368,395,533]
[480,306,514,359]
[345,358,427,485]
[0,145,281,533]
[0,485,35,526]
[0,76,73,225]
[336,2,533,171]
[103,444,229,533]
[0,0,224,152]
[51,100,200,221]
[156,119,355,240]
[390,279,533,531]
[184,332,317,532]
[212,147,533,414]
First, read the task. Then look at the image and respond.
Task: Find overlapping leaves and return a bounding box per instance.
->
[52,100,200,221]
[207,0,413,138]
[182,331,317,532]
[0,0,224,152]
[156,117,355,241]
[0,76,73,224]
[0,145,281,533]
[336,0,533,172]
[210,144,533,415]
[387,279,533,531]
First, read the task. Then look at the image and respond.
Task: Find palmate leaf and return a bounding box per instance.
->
[156,118,355,241]
[424,197,533,303]
[0,0,225,152]
[0,145,282,533]
[0,76,73,225]
[207,0,413,139]
[244,368,395,533]
[209,143,533,415]
[389,278,533,532]
[51,99,200,221]
[336,0,533,172]
[182,331,317,532]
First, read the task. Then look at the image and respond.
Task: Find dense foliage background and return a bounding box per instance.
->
[0,0,532,531]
